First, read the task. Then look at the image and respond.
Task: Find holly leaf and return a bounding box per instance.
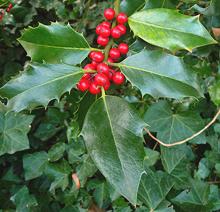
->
[120,50,203,99]
[129,9,217,52]
[0,63,83,112]
[81,96,146,205]
[10,186,38,212]
[144,101,206,144]
[18,22,90,65]
[0,108,33,156]
[120,0,145,16]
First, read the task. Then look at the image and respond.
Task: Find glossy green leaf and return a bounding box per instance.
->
[120,50,202,99]
[138,169,174,210]
[48,143,66,162]
[18,22,90,65]
[129,9,217,52]
[120,0,145,16]
[0,109,33,156]
[23,151,49,180]
[209,80,220,106]
[144,101,206,144]
[144,0,178,9]
[0,63,83,112]
[10,186,38,212]
[81,95,146,205]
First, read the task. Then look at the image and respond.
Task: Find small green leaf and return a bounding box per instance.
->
[144,148,160,167]
[81,96,146,205]
[0,63,83,112]
[129,9,217,52]
[0,109,33,156]
[18,22,90,65]
[209,80,220,106]
[120,50,203,99]
[48,143,66,162]
[23,151,49,180]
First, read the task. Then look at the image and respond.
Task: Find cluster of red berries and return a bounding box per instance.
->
[77,8,129,95]
[0,3,13,22]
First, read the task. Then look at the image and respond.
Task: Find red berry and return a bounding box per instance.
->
[104,8,115,20]
[111,27,121,39]
[116,24,127,35]
[94,73,109,86]
[77,79,91,92]
[118,43,129,55]
[108,69,116,81]
[89,82,101,95]
[109,48,121,60]
[91,61,98,69]
[82,73,91,80]
[91,52,104,63]
[6,3,13,12]
[97,63,109,76]
[84,64,96,71]
[99,25,111,37]
[103,80,111,90]
[117,13,128,24]
[113,72,125,85]
[107,58,114,63]
[97,35,109,46]
[96,25,102,35]
[89,51,96,60]
[101,21,111,28]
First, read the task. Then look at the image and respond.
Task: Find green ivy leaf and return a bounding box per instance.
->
[120,50,203,99]
[48,143,66,162]
[81,96,146,205]
[18,22,90,65]
[10,186,38,212]
[209,80,220,106]
[0,63,83,112]
[144,101,206,144]
[23,151,49,180]
[0,108,33,156]
[129,9,217,52]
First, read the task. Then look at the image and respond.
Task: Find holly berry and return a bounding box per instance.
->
[97,35,109,46]
[116,24,127,35]
[91,51,104,63]
[77,79,91,92]
[94,73,109,86]
[117,13,128,24]
[101,21,111,28]
[108,69,116,81]
[82,73,91,80]
[104,8,115,20]
[6,3,13,13]
[91,61,98,69]
[96,25,102,35]
[109,48,121,60]
[118,43,129,55]
[111,27,121,39]
[113,72,125,85]
[100,26,111,37]
[84,64,96,71]
[89,51,96,60]
[89,82,101,95]
[107,58,114,63]
[103,80,111,90]
[97,63,109,76]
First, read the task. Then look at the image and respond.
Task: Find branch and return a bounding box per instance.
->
[144,109,220,147]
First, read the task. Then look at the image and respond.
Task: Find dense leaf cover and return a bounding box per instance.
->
[0,0,219,211]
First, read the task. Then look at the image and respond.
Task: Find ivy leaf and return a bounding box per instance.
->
[120,50,203,99]
[0,63,83,112]
[138,169,174,210]
[23,151,49,180]
[10,186,38,212]
[0,108,33,156]
[18,22,90,65]
[81,96,146,205]
[209,80,220,106]
[129,9,217,52]
[48,143,66,162]
[144,101,206,144]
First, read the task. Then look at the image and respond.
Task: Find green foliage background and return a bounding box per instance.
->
[0,0,220,211]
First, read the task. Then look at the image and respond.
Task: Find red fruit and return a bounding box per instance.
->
[89,82,101,95]
[104,8,115,20]
[101,21,111,28]
[107,58,114,63]
[77,79,91,92]
[117,13,128,24]
[113,72,125,85]
[91,52,104,63]
[108,69,116,81]
[100,25,111,37]
[97,63,109,76]
[82,73,91,80]
[6,3,13,12]
[111,27,121,39]
[103,80,111,90]
[96,25,102,35]
[89,51,96,60]
[91,61,98,69]
[116,24,127,35]
[109,48,121,60]
[97,36,109,46]
[84,64,96,71]
[94,73,109,86]
[118,43,129,55]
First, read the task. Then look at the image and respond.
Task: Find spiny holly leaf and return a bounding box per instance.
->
[138,169,174,210]
[144,0,178,9]
[209,80,220,106]
[10,186,38,212]
[0,107,33,156]
[119,50,203,99]
[129,9,217,52]
[81,95,146,205]
[120,0,145,16]
[144,101,206,144]
[0,63,83,112]
[18,22,90,65]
